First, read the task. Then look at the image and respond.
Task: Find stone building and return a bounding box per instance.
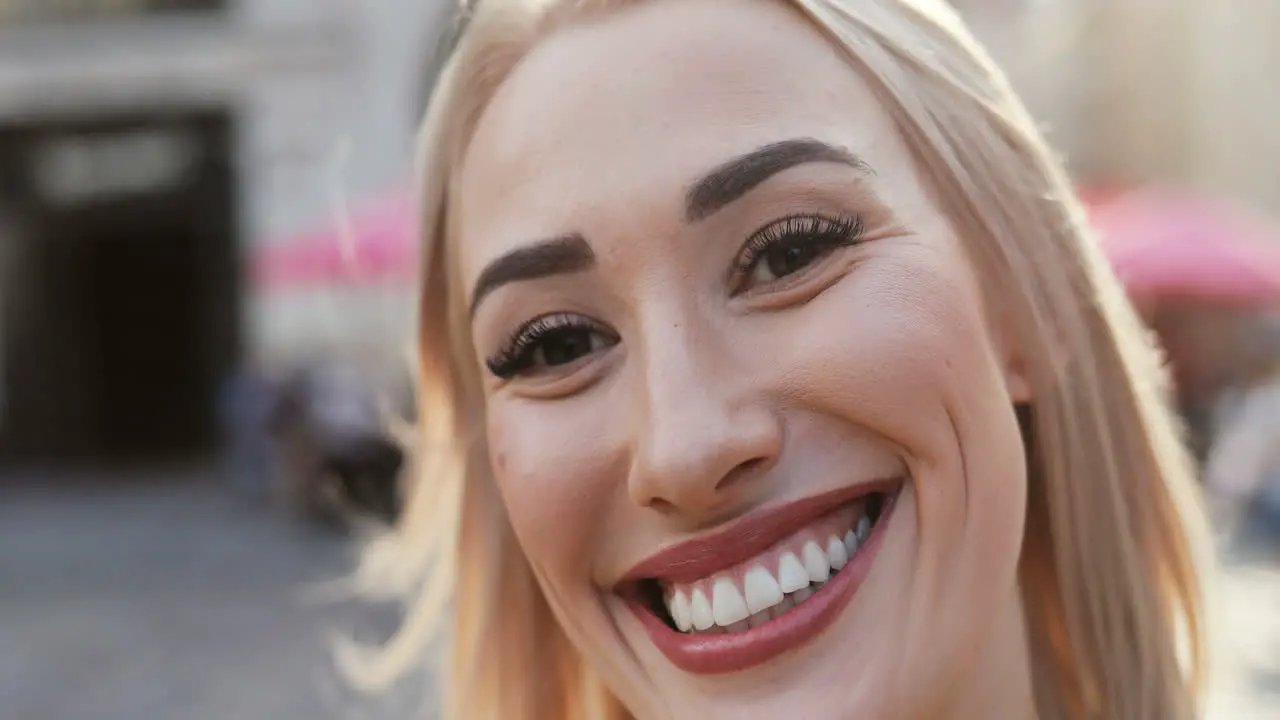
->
[0,0,444,465]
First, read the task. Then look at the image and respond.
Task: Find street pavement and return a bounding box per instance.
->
[0,469,433,720]
[1,468,1275,719]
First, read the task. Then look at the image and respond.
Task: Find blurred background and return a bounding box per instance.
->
[0,0,1276,718]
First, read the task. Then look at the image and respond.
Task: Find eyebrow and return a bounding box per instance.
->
[467,139,871,317]
[685,138,873,223]
[469,233,595,316]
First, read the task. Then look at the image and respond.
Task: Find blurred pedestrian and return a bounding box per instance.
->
[217,366,283,499]
[1201,312,1280,548]
[269,362,404,531]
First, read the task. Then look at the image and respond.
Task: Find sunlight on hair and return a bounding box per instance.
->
[350,1,1221,718]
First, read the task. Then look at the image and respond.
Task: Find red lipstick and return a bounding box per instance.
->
[619,480,902,675]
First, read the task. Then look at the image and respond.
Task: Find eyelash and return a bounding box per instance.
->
[485,212,865,380]
[732,213,864,292]
[485,312,616,380]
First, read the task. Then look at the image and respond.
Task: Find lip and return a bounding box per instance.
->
[616,478,902,586]
[620,480,903,675]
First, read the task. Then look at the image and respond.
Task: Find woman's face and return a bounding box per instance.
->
[456,0,1034,716]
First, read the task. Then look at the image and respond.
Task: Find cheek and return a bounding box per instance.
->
[775,244,1028,543]
[776,243,1030,692]
[486,403,617,586]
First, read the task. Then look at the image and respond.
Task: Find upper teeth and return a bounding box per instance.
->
[664,509,873,634]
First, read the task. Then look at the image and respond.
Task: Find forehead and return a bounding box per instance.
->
[455,0,906,281]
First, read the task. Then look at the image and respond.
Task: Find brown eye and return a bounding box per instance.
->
[486,313,619,379]
[532,328,609,368]
[756,242,832,283]
[734,213,864,294]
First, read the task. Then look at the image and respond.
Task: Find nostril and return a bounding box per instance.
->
[648,497,677,514]
[629,415,780,512]
[715,456,769,493]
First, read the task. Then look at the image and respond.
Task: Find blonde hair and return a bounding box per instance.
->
[349,1,1215,718]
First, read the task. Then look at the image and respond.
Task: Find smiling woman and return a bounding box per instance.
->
[349,1,1215,718]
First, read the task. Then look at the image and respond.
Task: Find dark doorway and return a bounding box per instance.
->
[0,110,240,468]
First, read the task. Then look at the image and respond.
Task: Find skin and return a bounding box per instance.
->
[455,0,1038,717]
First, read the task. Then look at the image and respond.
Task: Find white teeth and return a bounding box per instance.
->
[777,552,810,593]
[669,588,693,632]
[690,588,715,631]
[827,535,848,570]
[712,577,750,626]
[743,566,785,614]
[667,511,883,634]
[802,541,831,583]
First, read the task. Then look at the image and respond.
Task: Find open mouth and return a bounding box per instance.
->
[645,491,887,633]
[618,480,903,674]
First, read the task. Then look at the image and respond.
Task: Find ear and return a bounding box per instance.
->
[1001,344,1033,404]
[991,308,1034,404]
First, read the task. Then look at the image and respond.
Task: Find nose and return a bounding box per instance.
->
[627,319,782,517]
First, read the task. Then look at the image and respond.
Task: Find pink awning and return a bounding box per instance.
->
[1089,188,1280,308]
[254,188,420,290]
